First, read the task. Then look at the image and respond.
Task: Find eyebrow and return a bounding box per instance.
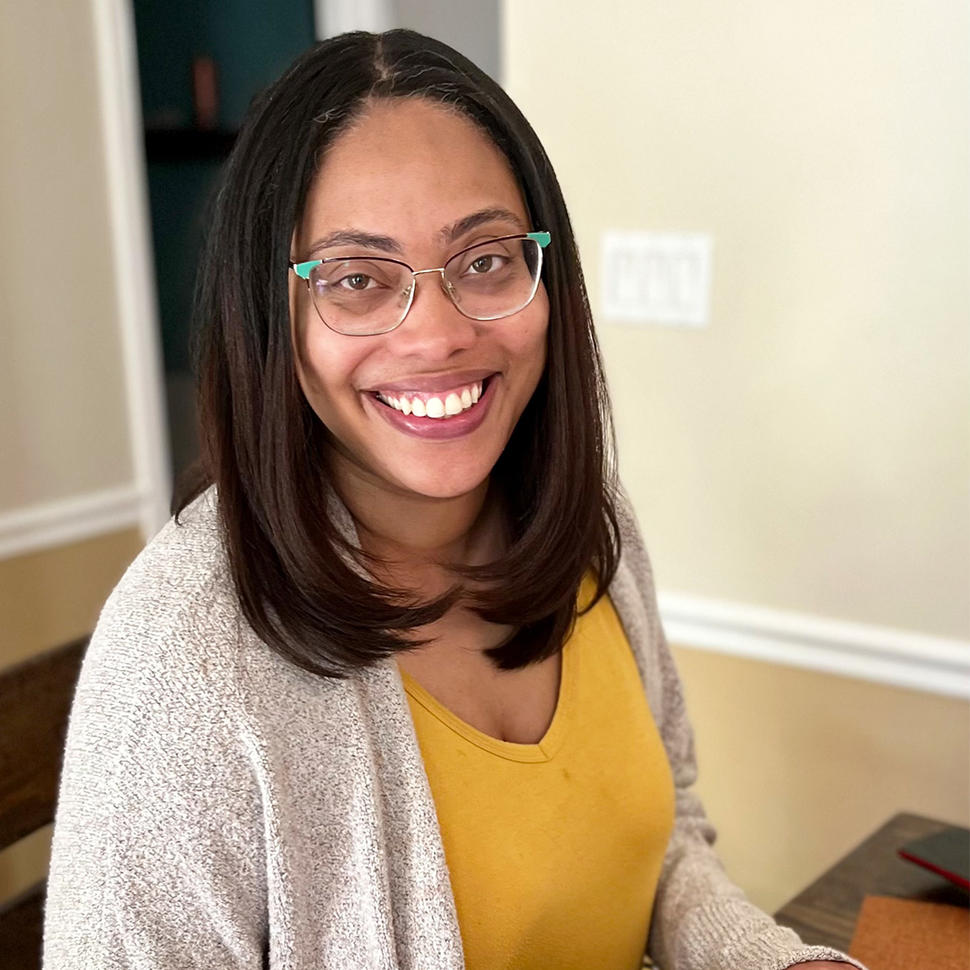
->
[306,207,527,257]
[441,207,527,243]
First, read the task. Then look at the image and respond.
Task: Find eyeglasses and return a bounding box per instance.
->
[290,231,551,336]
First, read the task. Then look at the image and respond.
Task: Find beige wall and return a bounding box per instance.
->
[504,0,969,906]
[0,0,133,511]
[0,528,144,669]
[505,0,968,639]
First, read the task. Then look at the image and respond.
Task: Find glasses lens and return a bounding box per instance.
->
[309,258,412,335]
[444,237,542,321]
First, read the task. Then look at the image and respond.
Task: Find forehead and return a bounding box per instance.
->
[297,98,529,253]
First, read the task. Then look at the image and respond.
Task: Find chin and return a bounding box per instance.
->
[387,460,494,502]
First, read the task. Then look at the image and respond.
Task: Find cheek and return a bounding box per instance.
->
[298,338,341,410]
[294,321,375,432]
[290,308,339,417]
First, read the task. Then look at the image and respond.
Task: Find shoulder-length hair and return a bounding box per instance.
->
[175,28,620,677]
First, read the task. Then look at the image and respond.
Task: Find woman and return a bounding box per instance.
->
[44,29,863,970]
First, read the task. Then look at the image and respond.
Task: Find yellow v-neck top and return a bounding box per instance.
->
[399,576,676,970]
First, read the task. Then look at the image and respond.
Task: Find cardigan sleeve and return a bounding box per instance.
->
[611,492,867,970]
[43,569,268,969]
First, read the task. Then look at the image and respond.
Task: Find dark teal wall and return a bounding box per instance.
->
[135,0,315,374]
[135,0,316,129]
[146,160,218,372]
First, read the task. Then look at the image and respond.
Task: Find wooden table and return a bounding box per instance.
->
[773,812,969,953]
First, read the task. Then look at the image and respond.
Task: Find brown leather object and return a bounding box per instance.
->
[0,637,88,970]
[0,637,86,851]
[848,895,969,970]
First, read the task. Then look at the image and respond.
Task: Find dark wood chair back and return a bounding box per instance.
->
[0,638,88,970]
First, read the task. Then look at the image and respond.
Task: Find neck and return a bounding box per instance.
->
[330,454,504,592]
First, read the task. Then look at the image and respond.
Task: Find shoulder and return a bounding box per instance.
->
[93,487,234,656]
[103,486,231,639]
[61,486,348,825]
[76,485,356,743]
[75,487,249,735]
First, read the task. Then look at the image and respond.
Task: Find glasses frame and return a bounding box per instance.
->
[289,230,551,336]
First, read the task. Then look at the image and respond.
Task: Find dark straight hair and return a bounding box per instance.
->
[175,29,621,677]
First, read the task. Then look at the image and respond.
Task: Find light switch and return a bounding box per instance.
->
[601,231,713,327]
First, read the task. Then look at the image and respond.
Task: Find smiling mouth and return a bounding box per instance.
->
[372,377,493,419]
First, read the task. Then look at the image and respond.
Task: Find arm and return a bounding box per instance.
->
[43,591,268,969]
[646,642,863,970]
[610,492,866,970]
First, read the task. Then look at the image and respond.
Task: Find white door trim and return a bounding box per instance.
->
[90,0,172,541]
[315,0,394,37]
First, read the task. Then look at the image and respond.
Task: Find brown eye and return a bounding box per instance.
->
[470,255,495,274]
[340,273,373,290]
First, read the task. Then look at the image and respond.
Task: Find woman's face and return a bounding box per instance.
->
[290,98,549,503]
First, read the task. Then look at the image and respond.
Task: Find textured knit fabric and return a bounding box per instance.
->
[43,485,867,970]
[400,573,676,969]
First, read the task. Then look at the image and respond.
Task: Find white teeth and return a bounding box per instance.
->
[376,380,486,419]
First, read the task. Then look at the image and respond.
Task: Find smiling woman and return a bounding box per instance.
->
[43,29,863,970]
[290,100,550,506]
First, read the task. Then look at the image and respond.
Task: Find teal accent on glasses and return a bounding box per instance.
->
[292,259,321,280]
[527,231,551,248]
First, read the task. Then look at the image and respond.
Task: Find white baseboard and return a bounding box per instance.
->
[661,591,970,699]
[0,487,143,560]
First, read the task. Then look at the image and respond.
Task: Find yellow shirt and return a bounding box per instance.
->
[400,577,675,970]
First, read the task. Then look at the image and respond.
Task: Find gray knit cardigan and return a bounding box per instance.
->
[43,487,864,970]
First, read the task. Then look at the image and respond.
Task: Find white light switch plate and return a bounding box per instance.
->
[601,231,713,327]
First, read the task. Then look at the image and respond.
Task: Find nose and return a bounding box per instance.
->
[387,270,477,359]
